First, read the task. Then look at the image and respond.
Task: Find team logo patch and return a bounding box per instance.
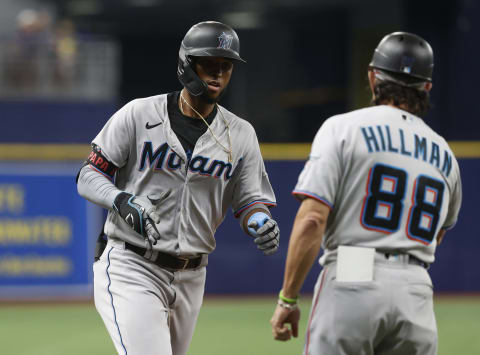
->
[218,32,233,49]
[400,55,415,74]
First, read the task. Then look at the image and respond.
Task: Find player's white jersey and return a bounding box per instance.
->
[92,94,276,256]
[294,105,462,264]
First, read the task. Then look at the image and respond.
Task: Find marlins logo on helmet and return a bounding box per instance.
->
[218,32,234,49]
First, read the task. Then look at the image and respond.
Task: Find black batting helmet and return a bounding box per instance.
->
[177,21,246,96]
[369,32,434,83]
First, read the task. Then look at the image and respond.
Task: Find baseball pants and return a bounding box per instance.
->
[304,256,437,355]
[93,239,206,355]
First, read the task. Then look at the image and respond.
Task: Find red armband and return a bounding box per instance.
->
[86,144,118,180]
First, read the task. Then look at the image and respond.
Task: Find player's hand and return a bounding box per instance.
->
[247,212,280,255]
[270,303,300,341]
[132,193,169,246]
[113,190,171,247]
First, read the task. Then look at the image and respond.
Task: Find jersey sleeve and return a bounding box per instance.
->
[231,126,276,217]
[92,101,136,168]
[293,118,342,209]
[442,161,462,230]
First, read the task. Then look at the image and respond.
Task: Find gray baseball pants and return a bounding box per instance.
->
[93,239,206,355]
[304,255,437,355]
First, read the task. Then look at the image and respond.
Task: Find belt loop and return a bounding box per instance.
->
[150,250,159,262]
[180,257,189,270]
[144,247,153,259]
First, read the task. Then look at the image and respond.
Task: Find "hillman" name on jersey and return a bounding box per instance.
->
[361,125,453,178]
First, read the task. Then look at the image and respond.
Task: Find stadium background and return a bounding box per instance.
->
[0,0,479,354]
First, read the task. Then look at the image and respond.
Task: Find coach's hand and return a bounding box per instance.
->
[271,301,300,341]
[247,212,280,255]
[113,190,171,247]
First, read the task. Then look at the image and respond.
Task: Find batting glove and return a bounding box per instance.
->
[247,212,280,255]
[113,190,170,248]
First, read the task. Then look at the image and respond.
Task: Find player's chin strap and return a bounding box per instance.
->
[180,92,233,163]
[178,56,208,97]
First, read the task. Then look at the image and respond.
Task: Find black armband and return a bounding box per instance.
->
[86,144,118,180]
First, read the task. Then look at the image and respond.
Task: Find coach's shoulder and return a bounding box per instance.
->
[329,106,376,123]
[320,107,379,133]
[314,107,375,142]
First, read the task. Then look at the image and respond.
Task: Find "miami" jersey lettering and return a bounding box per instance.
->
[139,142,236,180]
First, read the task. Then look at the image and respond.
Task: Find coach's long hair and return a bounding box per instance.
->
[371,79,431,116]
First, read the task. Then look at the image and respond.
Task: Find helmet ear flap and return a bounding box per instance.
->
[178,56,207,97]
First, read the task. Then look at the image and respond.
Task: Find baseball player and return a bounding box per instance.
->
[270,32,462,354]
[76,21,279,355]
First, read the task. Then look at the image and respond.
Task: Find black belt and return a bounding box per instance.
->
[408,255,430,269]
[125,242,203,270]
[384,252,429,269]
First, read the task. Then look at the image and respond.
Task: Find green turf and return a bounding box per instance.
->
[0,296,479,355]
[0,304,114,355]
[191,298,309,355]
[434,298,480,355]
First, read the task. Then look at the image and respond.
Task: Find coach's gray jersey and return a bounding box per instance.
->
[93,94,276,256]
[294,105,462,264]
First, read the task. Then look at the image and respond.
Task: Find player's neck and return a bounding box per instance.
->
[179,89,215,119]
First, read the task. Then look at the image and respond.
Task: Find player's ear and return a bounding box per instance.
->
[424,82,432,92]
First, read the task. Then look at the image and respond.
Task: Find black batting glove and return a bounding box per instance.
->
[113,190,170,248]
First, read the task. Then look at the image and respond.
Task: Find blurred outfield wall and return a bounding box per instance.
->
[0,104,478,300]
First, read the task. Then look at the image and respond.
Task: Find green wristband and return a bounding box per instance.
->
[279,290,298,304]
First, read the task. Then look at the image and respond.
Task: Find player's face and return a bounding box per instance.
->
[195,57,233,101]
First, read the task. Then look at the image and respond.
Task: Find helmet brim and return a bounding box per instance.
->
[369,63,432,82]
[186,47,246,63]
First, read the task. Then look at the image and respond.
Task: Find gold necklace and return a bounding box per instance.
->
[180,93,233,163]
